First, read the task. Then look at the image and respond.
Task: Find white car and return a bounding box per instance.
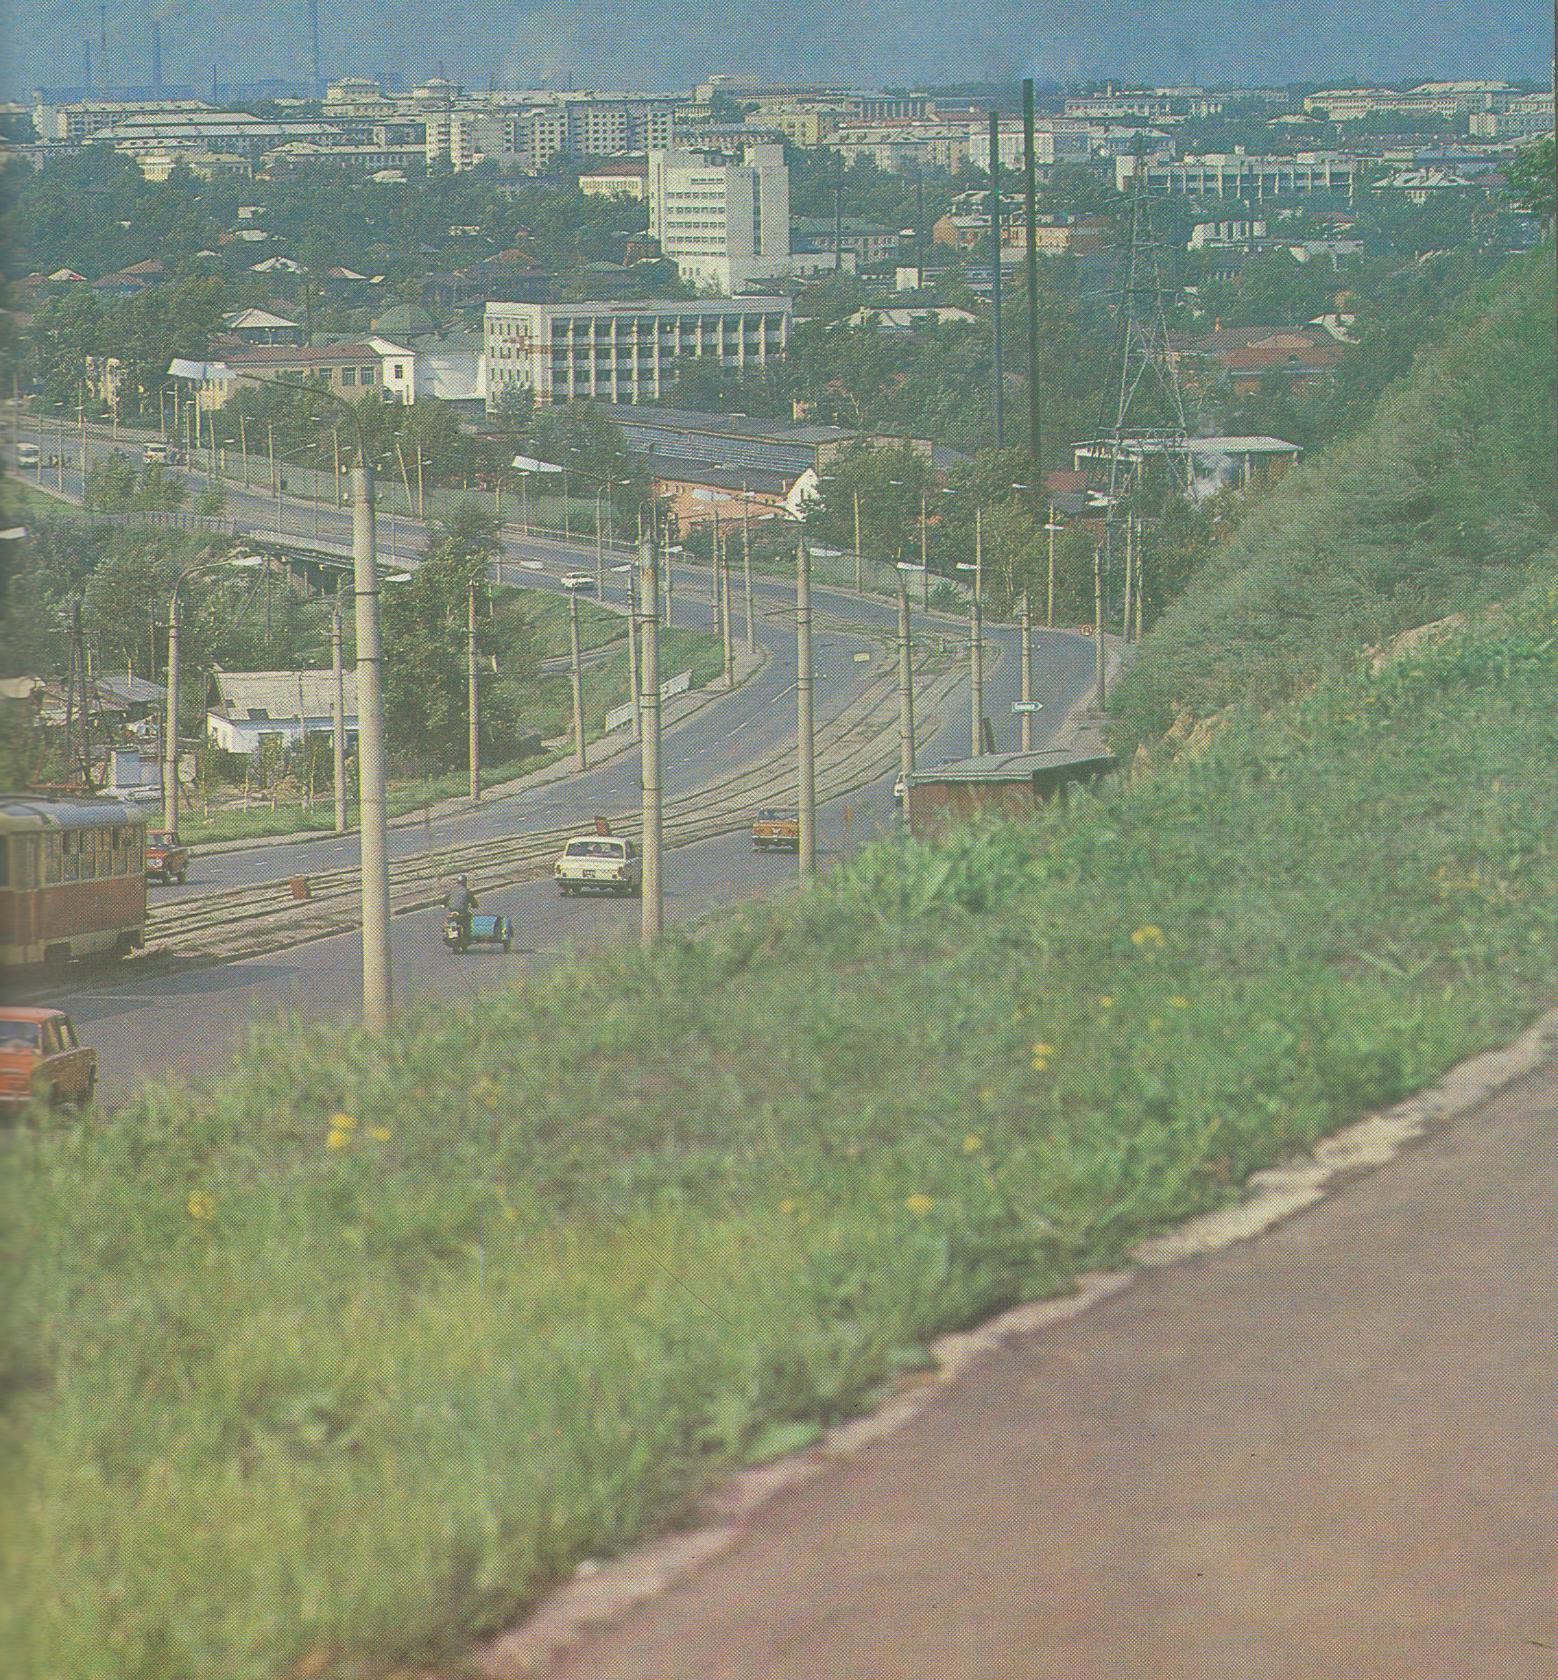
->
[555,835,641,896]
[559,572,596,594]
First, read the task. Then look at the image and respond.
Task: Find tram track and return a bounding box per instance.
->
[143,653,964,964]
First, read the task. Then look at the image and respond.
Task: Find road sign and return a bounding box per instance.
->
[1011,701,1044,714]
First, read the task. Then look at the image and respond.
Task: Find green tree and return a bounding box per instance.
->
[1504,136,1555,222]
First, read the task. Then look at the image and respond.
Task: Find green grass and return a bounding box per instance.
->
[5,570,1556,1680]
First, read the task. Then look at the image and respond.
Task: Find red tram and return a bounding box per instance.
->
[0,797,148,968]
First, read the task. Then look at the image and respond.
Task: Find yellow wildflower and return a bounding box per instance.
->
[779,1196,798,1216]
[328,1112,355,1131]
[1098,995,1114,1009]
[904,1193,935,1216]
[962,1133,983,1154]
[186,1191,214,1222]
[1030,1041,1054,1072]
[326,1129,352,1150]
[1168,995,1190,1009]
[1130,924,1165,950]
[366,1125,392,1142]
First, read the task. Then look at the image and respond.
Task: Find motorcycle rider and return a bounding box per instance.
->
[443,874,478,945]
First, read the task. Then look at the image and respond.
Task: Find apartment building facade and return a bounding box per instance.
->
[647,140,790,292]
[1116,150,1357,198]
[484,298,791,409]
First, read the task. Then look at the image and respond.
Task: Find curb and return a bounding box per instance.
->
[473,1004,1558,1678]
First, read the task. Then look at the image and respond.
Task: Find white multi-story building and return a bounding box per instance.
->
[1116,150,1357,199]
[484,298,791,409]
[648,140,790,292]
[965,119,1092,173]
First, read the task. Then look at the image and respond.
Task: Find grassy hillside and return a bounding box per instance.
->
[4,258,1555,1680]
[1109,254,1557,756]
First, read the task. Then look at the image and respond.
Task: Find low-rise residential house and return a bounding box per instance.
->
[206,669,358,755]
[189,343,389,408]
[791,217,900,267]
[578,158,649,198]
[654,459,816,528]
[220,308,303,346]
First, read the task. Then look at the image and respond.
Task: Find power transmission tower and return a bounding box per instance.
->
[1086,142,1196,658]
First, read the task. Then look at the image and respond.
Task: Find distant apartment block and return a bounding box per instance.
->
[1063,87,1225,122]
[648,140,790,292]
[1116,150,1357,199]
[1303,81,1526,121]
[484,298,791,409]
[1468,93,1555,138]
[965,118,1093,173]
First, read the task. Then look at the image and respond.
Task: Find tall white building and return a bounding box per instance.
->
[648,141,790,293]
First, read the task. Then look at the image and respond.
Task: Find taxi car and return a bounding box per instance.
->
[0,1007,96,1110]
[554,835,641,896]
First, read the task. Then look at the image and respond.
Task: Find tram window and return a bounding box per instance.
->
[45,834,62,884]
[63,832,79,881]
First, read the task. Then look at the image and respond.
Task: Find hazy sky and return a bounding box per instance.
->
[9,0,1553,98]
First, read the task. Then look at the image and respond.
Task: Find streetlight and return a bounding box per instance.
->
[162,554,263,835]
[893,561,917,821]
[638,529,663,944]
[561,574,588,773]
[954,505,984,756]
[610,561,641,740]
[1043,506,1064,628]
[795,534,816,879]
[175,357,393,1031]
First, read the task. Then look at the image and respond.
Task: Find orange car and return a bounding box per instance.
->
[0,1007,97,1110]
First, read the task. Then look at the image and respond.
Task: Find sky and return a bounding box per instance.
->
[7,0,1553,99]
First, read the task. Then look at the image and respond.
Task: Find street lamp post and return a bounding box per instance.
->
[564,577,587,773]
[1044,505,1063,628]
[329,591,348,833]
[796,534,816,879]
[612,562,641,740]
[895,562,916,822]
[467,578,481,802]
[1093,540,1107,709]
[956,509,984,755]
[638,531,663,944]
[1019,592,1034,751]
[719,523,734,687]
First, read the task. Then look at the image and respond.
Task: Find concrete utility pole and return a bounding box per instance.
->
[989,106,1004,450]
[970,508,985,755]
[720,528,735,686]
[467,579,481,802]
[796,535,816,879]
[1023,77,1042,471]
[852,487,862,593]
[1019,592,1034,751]
[741,491,756,654]
[1133,520,1146,641]
[897,567,916,822]
[638,531,663,944]
[1122,512,1135,641]
[624,563,642,740]
[711,507,722,613]
[162,597,181,835]
[567,581,587,773]
[594,489,606,601]
[1093,541,1107,709]
[1046,503,1060,627]
[330,596,347,833]
[351,460,392,1033]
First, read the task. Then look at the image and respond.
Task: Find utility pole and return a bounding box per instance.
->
[896,567,915,822]
[567,582,587,773]
[663,540,674,627]
[919,490,929,608]
[162,598,180,833]
[1122,512,1135,641]
[594,490,606,600]
[1093,542,1106,709]
[741,488,755,654]
[1019,592,1034,751]
[330,596,347,833]
[467,579,481,802]
[720,527,734,687]
[1046,502,1058,627]
[1133,518,1146,641]
[852,487,862,593]
[351,459,392,1032]
[710,507,721,612]
[638,531,663,944]
[795,535,816,879]
[988,106,1004,450]
[1023,77,1042,472]
[970,507,985,755]
[625,561,642,740]
[238,414,248,488]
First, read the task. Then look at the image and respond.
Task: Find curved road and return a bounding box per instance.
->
[13,419,1098,1102]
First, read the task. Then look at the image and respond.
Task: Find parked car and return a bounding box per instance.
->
[0,1007,96,1110]
[554,835,641,896]
[751,806,800,852]
[145,831,189,883]
[142,440,185,466]
[559,572,596,594]
[15,442,39,469]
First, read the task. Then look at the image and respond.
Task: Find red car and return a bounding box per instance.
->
[0,1007,96,1110]
[145,831,189,884]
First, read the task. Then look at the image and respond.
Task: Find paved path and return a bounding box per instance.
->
[538,1058,1558,1680]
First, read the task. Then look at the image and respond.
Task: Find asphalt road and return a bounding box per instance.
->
[14,417,1098,1104]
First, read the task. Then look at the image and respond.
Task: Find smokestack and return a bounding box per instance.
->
[83,37,92,91]
[99,2,107,90]
[308,0,321,98]
[151,18,162,92]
